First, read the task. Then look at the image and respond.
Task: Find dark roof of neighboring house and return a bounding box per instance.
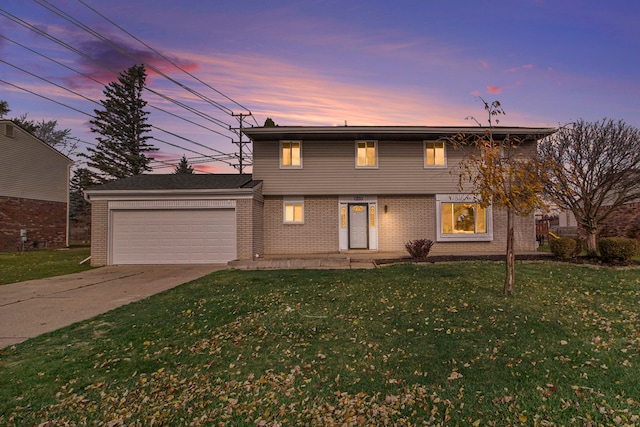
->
[242,125,557,142]
[88,174,257,191]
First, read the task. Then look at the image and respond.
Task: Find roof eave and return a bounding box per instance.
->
[85,185,261,201]
[242,125,557,141]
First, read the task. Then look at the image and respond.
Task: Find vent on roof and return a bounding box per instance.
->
[5,123,14,137]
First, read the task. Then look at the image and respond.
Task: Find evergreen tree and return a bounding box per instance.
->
[85,64,156,183]
[173,155,195,174]
[264,117,276,127]
[0,100,10,118]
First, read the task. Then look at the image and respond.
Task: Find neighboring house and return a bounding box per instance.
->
[556,201,640,241]
[0,120,73,252]
[600,201,640,239]
[85,125,555,266]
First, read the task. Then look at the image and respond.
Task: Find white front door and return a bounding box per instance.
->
[349,204,368,249]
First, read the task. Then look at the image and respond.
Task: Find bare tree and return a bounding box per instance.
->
[451,99,552,296]
[538,118,640,256]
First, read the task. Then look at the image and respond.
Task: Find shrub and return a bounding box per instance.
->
[405,239,434,259]
[549,237,578,259]
[598,237,638,263]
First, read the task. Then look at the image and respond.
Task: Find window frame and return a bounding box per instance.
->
[355,140,378,169]
[283,197,304,224]
[435,194,493,242]
[280,140,302,169]
[424,140,447,168]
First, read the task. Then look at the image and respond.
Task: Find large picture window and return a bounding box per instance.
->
[356,141,377,168]
[436,194,493,241]
[280,141,301,168]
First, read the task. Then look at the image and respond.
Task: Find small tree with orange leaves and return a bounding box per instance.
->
[450,99,550,296]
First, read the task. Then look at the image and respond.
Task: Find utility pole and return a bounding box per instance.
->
[231,112,251,174]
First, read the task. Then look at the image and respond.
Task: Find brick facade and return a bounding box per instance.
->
[0,196,68,252]
[599,202,640,239]
[90,200,109,265]
[263,196,339,254]
[378,195,435,252]
[261,195,536,256]
[236,197,264,260]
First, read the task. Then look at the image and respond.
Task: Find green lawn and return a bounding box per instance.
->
[0,248,92,285]
[1,263,639,425]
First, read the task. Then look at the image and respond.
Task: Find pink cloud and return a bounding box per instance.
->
[487,85,502,94]
[507,64,534,73]
[173,51,473,127]
[63,38,199,89]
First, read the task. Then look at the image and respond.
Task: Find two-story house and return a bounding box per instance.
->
[0,120,73,252]
[85,125,555,265]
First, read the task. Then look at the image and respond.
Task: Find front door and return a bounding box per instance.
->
[349,203,368,249]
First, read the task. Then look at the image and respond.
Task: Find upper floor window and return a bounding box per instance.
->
[425,141,446,167]
[280,140,301,168]
[356,140,377,168]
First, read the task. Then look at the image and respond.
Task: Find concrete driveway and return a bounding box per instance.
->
[0,264,227,349]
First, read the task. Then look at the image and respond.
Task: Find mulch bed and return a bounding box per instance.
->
[374,253,640,267]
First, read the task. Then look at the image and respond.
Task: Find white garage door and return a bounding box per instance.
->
[111,209,236,264]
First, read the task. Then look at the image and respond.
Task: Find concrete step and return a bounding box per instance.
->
[228,257,374,270]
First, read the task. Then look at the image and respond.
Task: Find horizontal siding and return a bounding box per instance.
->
[253,139,503,195]
[0,123,71,202]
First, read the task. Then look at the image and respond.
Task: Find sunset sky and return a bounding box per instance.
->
[2,0,638,174]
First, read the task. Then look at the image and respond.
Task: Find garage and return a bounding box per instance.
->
[111,208,236,264]
[85,174,263,266]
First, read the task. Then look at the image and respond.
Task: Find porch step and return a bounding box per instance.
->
[228,256,374,270]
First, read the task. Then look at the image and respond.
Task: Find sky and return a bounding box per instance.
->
[1,0,639,174]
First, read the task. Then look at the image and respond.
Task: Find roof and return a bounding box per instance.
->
[87,174,257,192]
[242,125,557,142]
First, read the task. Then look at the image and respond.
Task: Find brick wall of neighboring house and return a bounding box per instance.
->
[599,202,640,239]
[263,196,339,254]
[0,196,67,252]
[89,200,108,266]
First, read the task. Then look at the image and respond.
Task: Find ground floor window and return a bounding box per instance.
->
[436,194,493,241]
[283,197,304,224]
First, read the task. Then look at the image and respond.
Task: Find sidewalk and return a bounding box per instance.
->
[0,264,226,349]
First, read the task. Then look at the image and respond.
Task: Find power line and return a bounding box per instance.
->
[1,31,235,137]
[0,78,92,117]
[0,58,102,107]
[0,5,253,171]
[76,0,259,127]
[34,0,238,122]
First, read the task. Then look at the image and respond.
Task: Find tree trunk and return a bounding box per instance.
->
[504,208,515,296]
[585,230,598,257]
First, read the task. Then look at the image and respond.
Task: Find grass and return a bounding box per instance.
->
[0,247,92,286]
[1,262,639,425]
